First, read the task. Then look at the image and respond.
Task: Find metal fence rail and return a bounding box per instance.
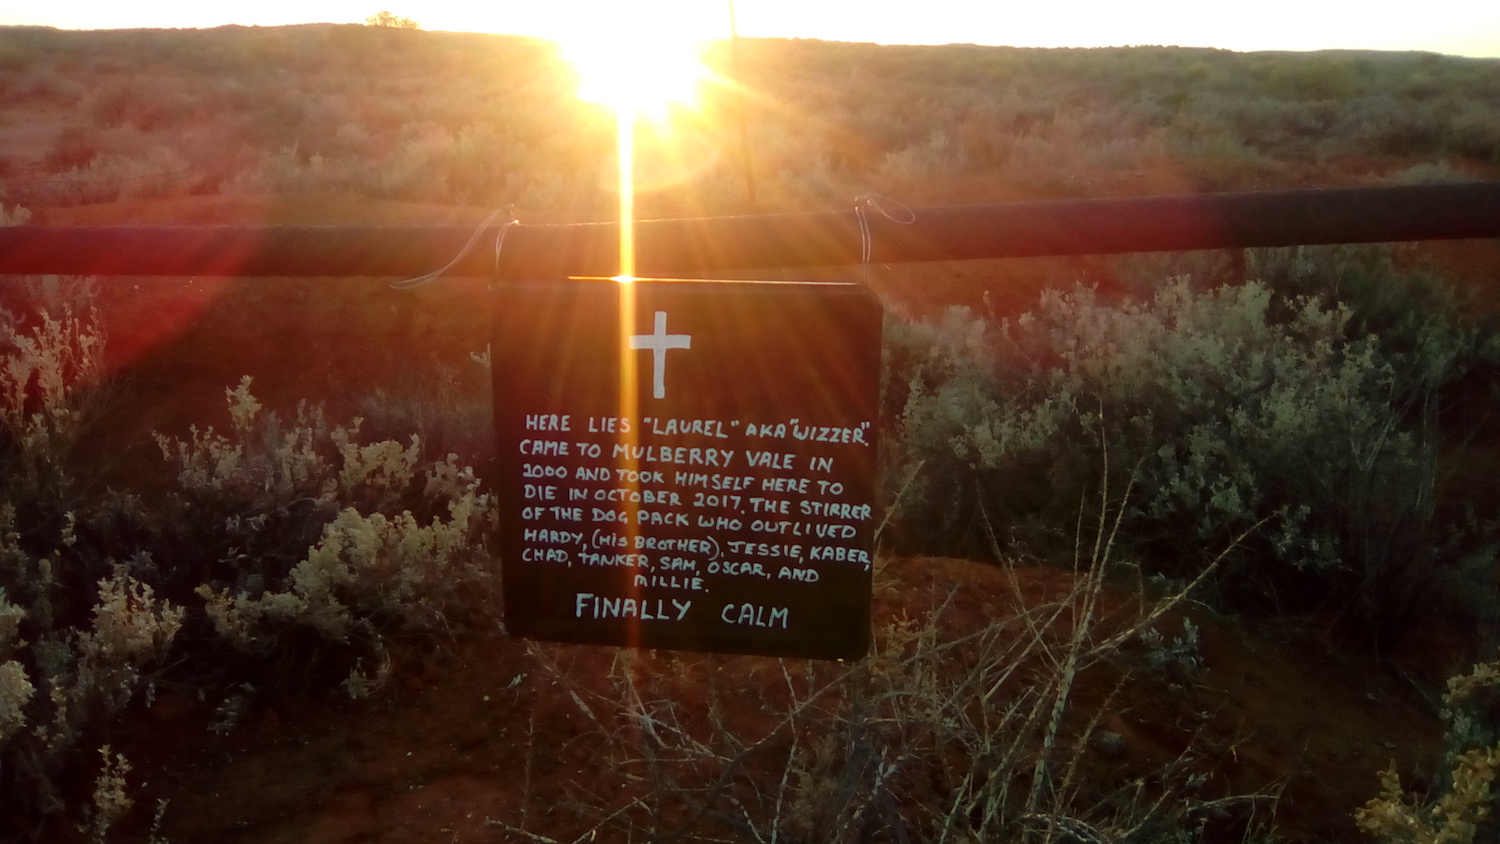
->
[1,182,1497,278]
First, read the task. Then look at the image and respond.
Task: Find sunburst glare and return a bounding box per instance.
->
[557,10,720,278]
[558,19,710,120]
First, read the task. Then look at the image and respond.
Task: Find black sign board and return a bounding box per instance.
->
[492,278,882,659]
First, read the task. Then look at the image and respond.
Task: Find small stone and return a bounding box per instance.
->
[1090,730,1128,758]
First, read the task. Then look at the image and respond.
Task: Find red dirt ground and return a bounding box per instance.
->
[89,555,1449,844]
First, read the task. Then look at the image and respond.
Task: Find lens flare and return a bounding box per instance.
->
[557,18,720,647]
[559,23,709,120]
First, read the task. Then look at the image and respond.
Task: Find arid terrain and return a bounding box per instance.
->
[4,26,1500,844]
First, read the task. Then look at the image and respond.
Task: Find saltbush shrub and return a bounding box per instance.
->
[141,376,498,691]
[1359,657,1500,843]
[886,249,1494,638]
[169,379,497,672]
[0,289,498,837]
[0,294,186,834]
[42,126,99,172]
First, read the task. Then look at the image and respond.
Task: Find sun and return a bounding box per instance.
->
[553,6,723,280]
[556,10,713,119]
[575,46,706,118]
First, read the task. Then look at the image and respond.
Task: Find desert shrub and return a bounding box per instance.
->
[878,130,967,187]
[0,296,107,498]
[365,11,421,29]
[22,142,197,207]
[0,507,185,836]
[43,126,99,172]
[1448,104,1500,164]
[0,290,498,837]
[0,294,183,835]
[1,67,86,106]
[83,80,139,129]
[1247,245,1482,354]
[196,485,490,660]
[1392,161,1476,185]
[356,356,494,469]
[150,376,498,682]
[1357,657,1500,843]
[0,325,184,839]
[887,258,1489,632]
[1368,103,1447,158]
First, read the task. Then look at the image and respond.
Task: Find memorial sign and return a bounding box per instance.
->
[492,278,882,659]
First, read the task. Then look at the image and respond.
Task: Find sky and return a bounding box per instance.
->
[2,0,1498,59]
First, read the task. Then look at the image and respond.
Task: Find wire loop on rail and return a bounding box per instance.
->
[854,194,916,285]
[391,205,519,289]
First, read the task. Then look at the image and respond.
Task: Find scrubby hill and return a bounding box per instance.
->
[2,26,1498,219]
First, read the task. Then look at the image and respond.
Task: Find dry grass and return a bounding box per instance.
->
[493,478,1280,843]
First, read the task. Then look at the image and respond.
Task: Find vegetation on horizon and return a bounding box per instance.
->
[0,27,1497,218]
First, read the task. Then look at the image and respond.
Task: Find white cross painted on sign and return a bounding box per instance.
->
[629,311,692,399]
